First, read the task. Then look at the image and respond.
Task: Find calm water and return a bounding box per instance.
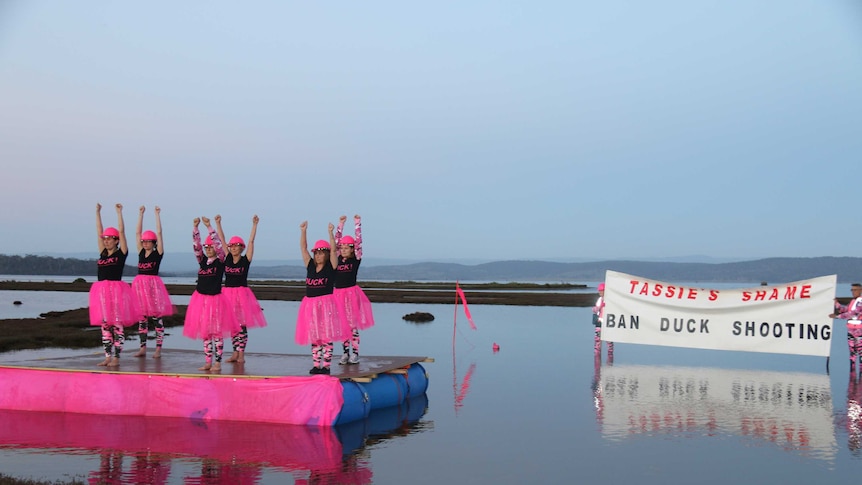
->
[0,289,860,484]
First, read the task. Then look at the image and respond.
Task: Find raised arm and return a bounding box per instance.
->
[154,206,164,255]
[246,214,259,263]
[300,221,311,267]
[354,214,363,260]
[202,216,225,261]
[335,215,346,246]
[136,206,145,253]
[214,214,226,251]
[96,203,106,252]
[116,204,128,255]
[328,223,338,269]
[192,218,203,262]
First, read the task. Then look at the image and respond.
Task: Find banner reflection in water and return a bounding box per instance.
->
[594,363,836,460]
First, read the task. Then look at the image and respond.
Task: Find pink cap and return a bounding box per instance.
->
[340,235,355,245]
[228,236,245,247]
[141,230,157,242]
[102,227,119,238]
[204,235,215,246]
[598,283,605,291]
[312,239,331,252]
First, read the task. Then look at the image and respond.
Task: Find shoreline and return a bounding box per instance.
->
[0,280,596,307]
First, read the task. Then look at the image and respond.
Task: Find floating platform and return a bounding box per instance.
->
[0,349,431,427]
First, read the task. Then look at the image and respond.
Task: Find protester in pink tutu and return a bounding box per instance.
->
[296,221,346,375]
[183,216,240,372]
[215,214,267,364]
[334,214,375,365]
[90,203,141,367]
[131,205,174,359]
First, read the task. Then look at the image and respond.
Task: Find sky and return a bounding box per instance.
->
[0,1,860,264]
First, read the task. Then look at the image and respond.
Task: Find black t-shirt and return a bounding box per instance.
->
[196,257,224,295]
[333,256,361,288]
[137,249,162,276]
[224,255,250,288]
[97,249,127,281]
[305,259,334,297]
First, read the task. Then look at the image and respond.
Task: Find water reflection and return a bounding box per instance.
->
[0,393,429,484]
[845,371,862,456]
[594,363,837,460]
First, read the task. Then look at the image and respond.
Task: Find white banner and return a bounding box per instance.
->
[602,271,837,357]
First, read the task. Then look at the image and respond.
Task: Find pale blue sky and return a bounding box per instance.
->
[1,1,860,263]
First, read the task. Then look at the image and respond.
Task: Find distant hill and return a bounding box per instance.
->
[2,254,860,284]
[335,257,862,283]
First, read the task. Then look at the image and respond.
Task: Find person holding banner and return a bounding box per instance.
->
[830,283,862,367]
[592,283,613,357]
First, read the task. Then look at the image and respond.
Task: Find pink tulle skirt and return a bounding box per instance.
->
[131,274,175,317]
[222,286,267,329]
[88,280,142,327]
[333,285,375,331]
[183,291,241,340]
[294,294,349,346]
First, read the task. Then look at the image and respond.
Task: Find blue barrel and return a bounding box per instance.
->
[404,363,429,398]
[334,380,371,425]
[363,373,408,410]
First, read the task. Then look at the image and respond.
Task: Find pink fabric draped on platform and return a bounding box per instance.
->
[183,291,241,340]
[0,367,345,426]
[333,285,375,331]
[131,274,175,317]
[222,286,267,328]
[88,280,142,326]
[295,294,349,345]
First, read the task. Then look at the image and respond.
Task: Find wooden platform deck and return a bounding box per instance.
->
[0,349,432,383]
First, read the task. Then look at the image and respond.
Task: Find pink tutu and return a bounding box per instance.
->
[222,286,267,329]
[333,286,375,331]
[131,274,175,317]
[88,280,142,326]
[294,294,349,345]
[183,291,241,340]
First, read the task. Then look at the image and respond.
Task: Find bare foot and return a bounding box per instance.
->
[236,352,245,364]
[97,358,110,367]
[133,348,146,358]
[152,348,161,359]
[198,364,212,371]
[211,363,221,372]
[226,352,239,363]
[107,357,120,367]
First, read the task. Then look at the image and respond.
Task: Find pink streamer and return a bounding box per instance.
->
[456,283,477,330]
